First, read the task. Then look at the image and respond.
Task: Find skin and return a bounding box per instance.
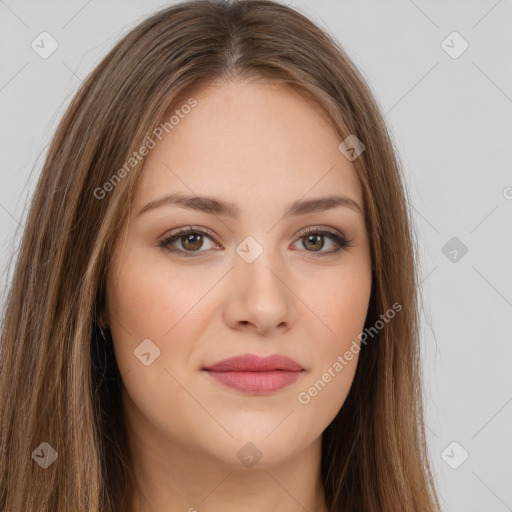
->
[104,79,373,512]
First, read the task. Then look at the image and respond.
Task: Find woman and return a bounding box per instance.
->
[0,1,441,510]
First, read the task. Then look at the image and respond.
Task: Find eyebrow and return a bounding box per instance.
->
[137,192,362,219]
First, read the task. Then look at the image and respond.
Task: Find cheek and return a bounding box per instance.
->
[287,293,366,448]
[105,249,222,379]
[105,251,218,440]
[304,262,372,352]
[294,266,371,421]
[106,248,217,339]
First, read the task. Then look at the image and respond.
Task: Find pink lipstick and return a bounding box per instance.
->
[203,353,304,394]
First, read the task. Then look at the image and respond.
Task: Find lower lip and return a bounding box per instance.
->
[204,370,303,394]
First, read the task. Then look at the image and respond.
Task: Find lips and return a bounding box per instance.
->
[203,353,304,394]
[203,353,303,372]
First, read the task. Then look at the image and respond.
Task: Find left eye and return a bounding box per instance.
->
[159,227,351,258]
[292,229,350,256]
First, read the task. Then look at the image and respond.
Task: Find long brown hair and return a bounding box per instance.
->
[0,1,440,510]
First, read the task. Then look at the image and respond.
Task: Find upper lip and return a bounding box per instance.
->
[203,353,304,372]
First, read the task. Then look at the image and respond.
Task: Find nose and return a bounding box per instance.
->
[222,249,297,336]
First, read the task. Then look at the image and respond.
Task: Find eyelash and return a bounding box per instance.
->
[158,226,352,259]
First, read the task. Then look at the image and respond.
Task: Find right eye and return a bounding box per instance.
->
[159,226,221,257]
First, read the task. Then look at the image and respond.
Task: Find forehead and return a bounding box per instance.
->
[134,79,363,214]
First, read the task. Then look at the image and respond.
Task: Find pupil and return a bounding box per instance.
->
[306,234,323,251]
[183,233,202,250]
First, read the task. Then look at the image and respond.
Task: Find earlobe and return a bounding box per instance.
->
[99,309,109,329]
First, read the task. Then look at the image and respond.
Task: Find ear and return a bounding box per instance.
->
[99,307,110,328]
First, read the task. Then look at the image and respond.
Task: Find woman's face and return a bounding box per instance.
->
[105,79,372,469]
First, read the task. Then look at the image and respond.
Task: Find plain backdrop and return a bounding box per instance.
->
[1,1,511,511]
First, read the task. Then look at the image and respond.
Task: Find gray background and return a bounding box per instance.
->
[1,1,511,510]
